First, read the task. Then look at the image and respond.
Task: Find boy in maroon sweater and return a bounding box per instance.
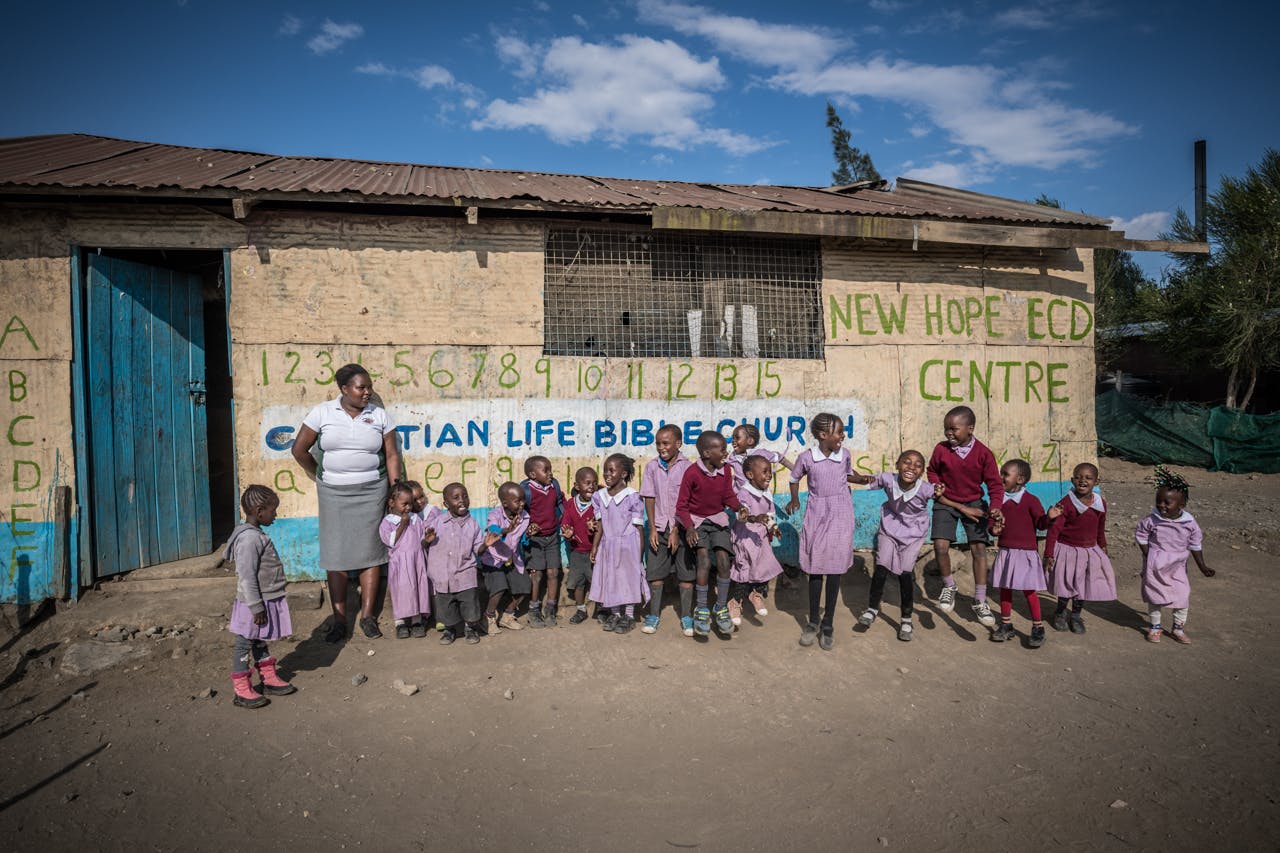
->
[926,406,1005,626]
[676,431,743,637]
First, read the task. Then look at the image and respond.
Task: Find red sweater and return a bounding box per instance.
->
[994,492,1045,550]
[560,496,595,554]
[927,439,1004,505]
[522,478,564,532]
[676,462,742,529]
[1040,494,1107,558]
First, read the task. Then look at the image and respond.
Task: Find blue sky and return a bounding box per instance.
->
[5,1,1276,278]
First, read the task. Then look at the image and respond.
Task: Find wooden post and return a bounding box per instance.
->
[53,485,72,599]
[1194,140,1207,243]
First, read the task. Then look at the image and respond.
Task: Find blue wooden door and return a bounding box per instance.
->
[85,256,211,577]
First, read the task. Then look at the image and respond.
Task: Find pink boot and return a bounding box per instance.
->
[255,657,297,696]
[231,670,269,709]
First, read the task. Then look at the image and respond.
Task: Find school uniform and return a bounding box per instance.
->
[479,509,532,596]
[562,495,596,591]
[641,455,694,581]
[1135,510,1203,610]
[727,448,784,490]
[588,488,649,608]
[790,447,856,575]
[380,512,432,621]
[990,489,1047,591]
[1042,492,1116,601]
[521,477,565,571]
[869,472,937,575]
[424,508,485,628]
[675,460,742,554]
[926,437,1003,545]
[730,484,784,585]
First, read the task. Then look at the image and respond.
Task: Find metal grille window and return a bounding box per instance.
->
[543,228,824,360]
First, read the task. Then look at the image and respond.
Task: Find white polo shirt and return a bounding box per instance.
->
[302,397,397,485]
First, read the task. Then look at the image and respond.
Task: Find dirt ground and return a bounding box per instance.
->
[1,458,1277,852]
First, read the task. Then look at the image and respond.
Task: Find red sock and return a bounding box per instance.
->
[1024,589,1042,621]
[999,587,1013,619]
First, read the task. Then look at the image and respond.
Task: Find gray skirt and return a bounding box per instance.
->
[317,477,389,572]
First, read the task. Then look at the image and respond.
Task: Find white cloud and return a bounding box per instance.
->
[279,14,302,37]
[496,35,539,78]
[475,35,773,155]
[411,65,456,90]
[355,61,395,76]
[992,1,1109,31]
[1108,210,1171,239]
[572,13,589,28]
[868,0,909,11]
[900,160,991,186]
[902,8,966,34]
[308,19,363,55]
[637,0,843,70]
[534,0,551,10]
[992,5,1055,30]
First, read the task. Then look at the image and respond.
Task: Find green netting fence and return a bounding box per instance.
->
[1096,390,1280,474]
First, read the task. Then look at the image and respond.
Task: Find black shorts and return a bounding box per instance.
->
[931,499,990,545]
[526,533,563,572]
[434,588,482,627]
[694,520,733,555]
[565,551,593,590]
[646,526,695,582]
[482,564,533,596]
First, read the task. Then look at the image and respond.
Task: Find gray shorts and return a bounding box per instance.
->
[566,550,593,590]
[694,520,733,555]
[434,588,482,627]
[526,533,563,572]
[931,499,990,545]
[482,564,533,596]
[646,527,695,582]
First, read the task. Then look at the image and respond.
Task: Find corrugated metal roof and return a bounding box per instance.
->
[0,133,1110,228]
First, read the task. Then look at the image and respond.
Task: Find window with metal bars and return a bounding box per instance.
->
[543,227,824,360]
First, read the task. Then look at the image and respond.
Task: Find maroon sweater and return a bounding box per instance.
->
[926,439,1004,505]
[676,461,742,529]
[1040,494,1107,558]
[994,492,1045,550]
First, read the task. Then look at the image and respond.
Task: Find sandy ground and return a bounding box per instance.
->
[1,458,1277,852]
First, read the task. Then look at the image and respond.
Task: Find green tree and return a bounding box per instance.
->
[825,102,880,185]
[1156,149,1280,410]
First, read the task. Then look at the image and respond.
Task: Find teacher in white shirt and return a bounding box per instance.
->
[291,363,402,642]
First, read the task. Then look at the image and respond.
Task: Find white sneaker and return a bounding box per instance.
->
[857,609,877,628]
[973,600,996,627]
[898,621,914,642]
[938,586,956,613]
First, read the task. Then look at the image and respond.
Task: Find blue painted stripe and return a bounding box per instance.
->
[2,521,78,604]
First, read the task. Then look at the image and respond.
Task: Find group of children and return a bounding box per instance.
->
[226,406,1215,708]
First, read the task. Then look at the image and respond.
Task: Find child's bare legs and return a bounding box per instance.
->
[714,549,732,608]
[544,568,561,612]
[529,569,545,612]
[969,542,995,626]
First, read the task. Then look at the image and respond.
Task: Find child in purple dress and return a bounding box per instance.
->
[590,453,649,634]
[729,455,785,626]
[1137,466,1215,644]
[226,485,295,709]
[853,450,941,643]
[1040,463,1115,634]
[785,413,859,651]
[380,482,432,639]
[727,423,792,490]
[988,460,1048,648]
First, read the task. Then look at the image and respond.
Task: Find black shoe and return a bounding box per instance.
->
[818,626,834,651]
[323,620,347,643]
[1029,625,1046,648]
[1068,612,1086,634]
[613,615,636,634]
[360,617,382,639]
[569,609,589,625]
[799,621,819,647]
[464,626,480,644]
[411,622,427,639]
[601,613,620,632]
[1051,610,1069,632]
[527,610,547,629]
[395,623,411,640]
[990,622,1016,643]
[542,609,558,627]
[593,609,607,623]
[439,630,456,645]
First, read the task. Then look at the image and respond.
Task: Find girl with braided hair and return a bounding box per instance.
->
[1136,466,1216,644]
[225,485,296,709]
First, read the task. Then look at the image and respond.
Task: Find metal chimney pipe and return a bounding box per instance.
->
[1194,140,1207,242]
